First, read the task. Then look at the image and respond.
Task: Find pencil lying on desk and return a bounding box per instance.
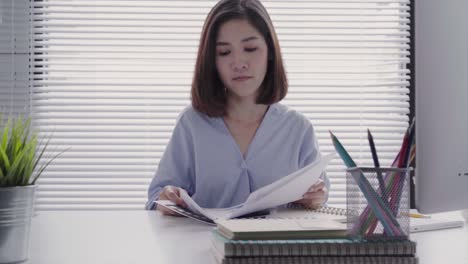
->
[400,212,431,219]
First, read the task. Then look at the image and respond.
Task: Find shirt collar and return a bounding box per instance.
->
[269,103,287,117]
[210,103,287,133]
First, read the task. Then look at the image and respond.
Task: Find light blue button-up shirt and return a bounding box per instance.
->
[145,103,329,210]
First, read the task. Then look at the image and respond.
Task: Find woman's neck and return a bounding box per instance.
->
[225,99,269,123]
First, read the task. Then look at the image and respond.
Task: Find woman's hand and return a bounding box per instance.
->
[156,185,188,216]
[294,179,327,209]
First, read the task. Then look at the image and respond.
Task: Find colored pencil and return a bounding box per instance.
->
[367,129,388,203]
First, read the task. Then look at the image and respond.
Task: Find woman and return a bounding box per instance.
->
[146,0,330,215]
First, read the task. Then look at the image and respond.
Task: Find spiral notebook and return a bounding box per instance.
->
[210,230,417,258]
[212,255,418,264]
[212,247,418,264]
[270,205,350,223]
[215,205,350,240]
[216,218,348,240]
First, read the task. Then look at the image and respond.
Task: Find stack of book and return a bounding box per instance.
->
[210,218,418,264]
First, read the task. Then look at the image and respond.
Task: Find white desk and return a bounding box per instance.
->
[24,211,468,264]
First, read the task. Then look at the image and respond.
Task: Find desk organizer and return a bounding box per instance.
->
[346,167,411,240]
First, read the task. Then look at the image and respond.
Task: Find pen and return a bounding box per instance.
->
[400,212,431,219]
[367,129,387,203]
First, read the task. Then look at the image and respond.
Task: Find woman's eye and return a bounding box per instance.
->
[218,51,230,56]
[245,47,258,52]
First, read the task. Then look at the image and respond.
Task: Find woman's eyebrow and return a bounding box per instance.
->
[216,36,259,46]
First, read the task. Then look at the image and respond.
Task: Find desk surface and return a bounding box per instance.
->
[25,211,468,264]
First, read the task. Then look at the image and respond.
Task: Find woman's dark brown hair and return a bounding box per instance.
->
[191,0,288,117]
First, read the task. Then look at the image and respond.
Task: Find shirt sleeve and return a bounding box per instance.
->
[298,123,331,204]
[145,113,195,210]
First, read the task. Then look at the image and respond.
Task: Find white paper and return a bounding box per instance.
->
[179,153,335,221]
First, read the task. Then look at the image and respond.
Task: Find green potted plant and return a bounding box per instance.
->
[0,115,62,263]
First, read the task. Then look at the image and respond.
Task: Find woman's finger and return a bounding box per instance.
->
[159,186,187,208]
[156,204,184,216]
[294,198,309,207]
[302,189,325,200]
[302,196,325,206]
[309,201,322,210]
[308,180,325,192]
[163,186,187,207]
[294,198,322,209]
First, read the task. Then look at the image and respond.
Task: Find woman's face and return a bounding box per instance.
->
[215,19,269,101]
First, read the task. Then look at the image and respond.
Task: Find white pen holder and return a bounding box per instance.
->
[346,167,412,240]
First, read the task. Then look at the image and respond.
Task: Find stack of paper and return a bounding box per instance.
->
[155,153,335,222]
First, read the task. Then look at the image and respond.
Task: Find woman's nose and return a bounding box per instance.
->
[231,56,248,72]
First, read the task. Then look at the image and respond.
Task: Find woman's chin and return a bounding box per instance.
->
[228,91,258,100]
[229,84,262,96]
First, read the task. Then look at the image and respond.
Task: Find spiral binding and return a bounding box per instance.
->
[286,203,350,216]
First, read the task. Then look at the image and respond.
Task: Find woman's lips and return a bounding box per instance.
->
[233,76,252,81]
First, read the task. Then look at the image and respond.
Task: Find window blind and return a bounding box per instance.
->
[0,0,30,118]
[30,0,411,210]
